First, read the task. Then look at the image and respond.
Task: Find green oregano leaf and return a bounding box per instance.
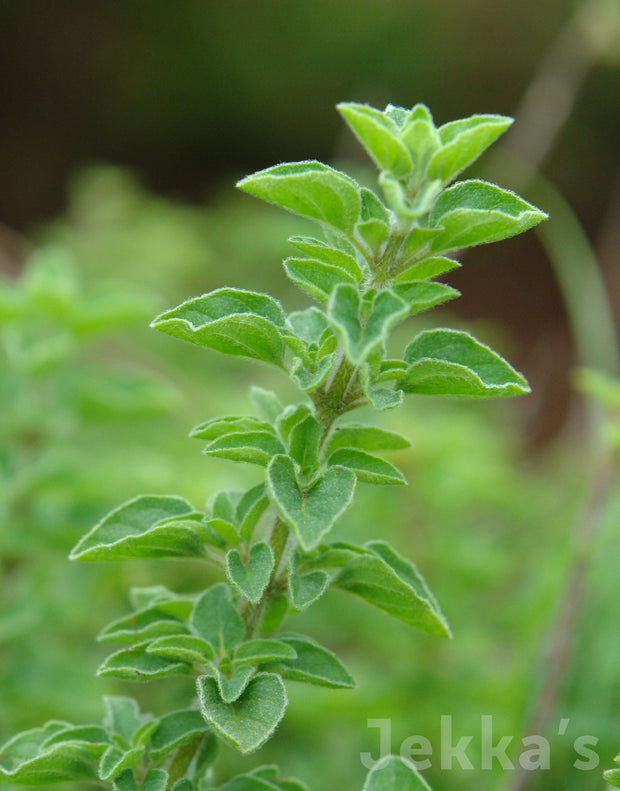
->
[288,237,363,281]
[234,639,298,667]
[284,257,358,304]
[114,769,138,791]
[360,363,404,411]
[0,721,109,784]
[327,448,406,485]
[102,696,145,743]
[190,584,245,656]
[287,414,322,479]
[334,541,451,638]
[146,634,215,666]
[328,285,409,365]
[286,307,330,346]
[392,281,459,316]
[271,635,355,689]
[250,386,284,423]
[148,710,207,761]
[399,328,530,398]
[290,355,334,392]
[289,551,330,611]
[266,455,356,551]
[196,672,288,755]
[226,542,275,604]
[215,666,256,703]
[337,102,413,178]
[99,744,145,782]
[97,643,190,681]
[204,431,285,467]
[363,755,431,790]
[142,769,169,791]
[151,288,286,368]
[190,415,273,441]
[70,495,203,561]
[428,179,547,253]
[427,114,513,184]
[605,767,620,788]
[394,255,460,283]
[325,424,411,454]
[237,161,361,234]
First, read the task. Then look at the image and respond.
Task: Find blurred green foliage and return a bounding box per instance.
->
[1,168,618,791]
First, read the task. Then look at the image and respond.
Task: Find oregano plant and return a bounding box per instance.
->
[0,102,546,791]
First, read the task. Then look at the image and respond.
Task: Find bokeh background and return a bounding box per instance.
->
[1,2,620,791]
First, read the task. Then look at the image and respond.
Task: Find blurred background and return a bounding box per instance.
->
[1,1,620,790]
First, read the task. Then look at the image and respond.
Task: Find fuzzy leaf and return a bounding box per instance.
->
[218,774,282,791]
[114,770,138,791]
[142,769,169,791]
[326,424,410,454]
[360,364,404,411]
[288,237,363,281]
[215,666,256,703]
[99,744,145,781]
[288,415,322,478]
[70,496,203,561]
[238,161,361,234]
[290,355,334,392]
[286,307,329,346]
[428,114,513,184]
[0,722,108,784]
[392,281,459,316]
[151,289,286,367]
[328,285,409,365]
[289,551,330,611]
[399,105,440,171]
[328,448,406,485]
[357,218,389,252]
[206,518,239,546]
[234,639,298,667]
[428,180,547,253]
[102,696,145,743]
[364,756,431,791]
[98,644,190,681]
[204,431,285,467]
[605,768,620,788]
[146,635,214,666]
[98,600,193,644]
[266,455,356,551]
[284,257,358,304]
[191,584,245,655]
[272,635,355,689]
[334,541,450,637]
[238,485,270,543]
[196,672,287,755]
[148,710,207,761]
[190,415,273,441]
[399,329,529,398]
[276,404,313,442]
[226,543,275,604]
[337,103,413,178]
[250,386,283,423]
[394,256,460,283]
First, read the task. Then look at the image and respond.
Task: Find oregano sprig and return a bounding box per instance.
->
[0,102,546,791]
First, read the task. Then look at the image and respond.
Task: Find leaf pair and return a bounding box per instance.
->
[0,697,211,787]
[338,101,511,189]
[197,632,354,755]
